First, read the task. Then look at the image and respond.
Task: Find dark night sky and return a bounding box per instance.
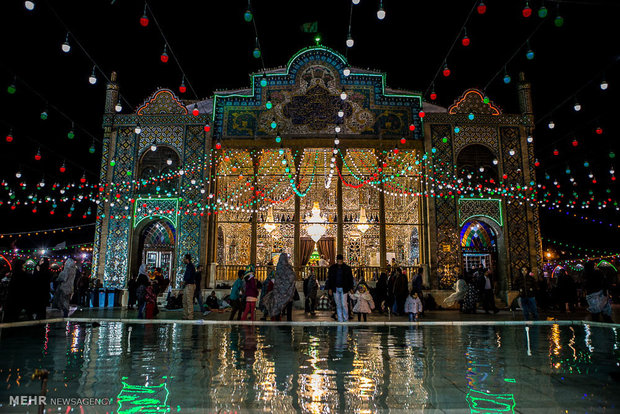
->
[0,0,618,254]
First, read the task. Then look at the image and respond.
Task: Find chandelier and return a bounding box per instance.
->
[305,202,327,243]
[356,207,369,234]
[264,207,276,234]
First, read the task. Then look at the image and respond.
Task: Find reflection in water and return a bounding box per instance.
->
[0,323,618,413]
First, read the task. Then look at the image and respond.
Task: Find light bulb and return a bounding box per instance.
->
[16,171,22,178]
[338,110,344,118]
[335,126,341,133]
[61,34,71,53]
[134,125,142,134]
[346,36,354,48]
[88,67,97,85]
[600,80,609,90]
[340,91,347,100]
[479,167,485,172]
[492,159,498,165]
[25,1,35,11]
[334,138,340,145]
[548,120,555,129]
[166,158,173,166]
[150,143,157,152]
[352,0,360,4]
[509,149,516,156]
[527,135,533,143]
[377,6,386,20]
[115,101,122,112]
[573,102,581,111]
[343,67,351,77]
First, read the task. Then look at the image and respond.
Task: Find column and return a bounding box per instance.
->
[336,151,344,256]
[293,150,302,274]
[378,154,387,271]
[205,147,217,288]
[250,151,259,266]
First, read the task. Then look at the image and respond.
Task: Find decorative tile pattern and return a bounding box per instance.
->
[448,89,501,115]
[458,198,502,227]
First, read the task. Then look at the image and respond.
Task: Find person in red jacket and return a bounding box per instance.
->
[241,265,259,321]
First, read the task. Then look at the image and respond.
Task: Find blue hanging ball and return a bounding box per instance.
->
[526,50,535,60]
[260,78,267,87]
[503,74,511,84]
[253,48,261,59]
[244,10,253,22]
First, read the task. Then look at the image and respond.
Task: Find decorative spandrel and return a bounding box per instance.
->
[137,89,189,115]
[458,198,502,227]
[448,89,501,115]
[283,85,353,130]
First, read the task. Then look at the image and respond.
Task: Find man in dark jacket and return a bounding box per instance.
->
[325,254,354,322]
[182,254,196,320]
[513,268,538,320]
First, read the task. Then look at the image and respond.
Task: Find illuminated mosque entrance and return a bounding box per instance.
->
[139,220,175,280]
[460,220,497,272]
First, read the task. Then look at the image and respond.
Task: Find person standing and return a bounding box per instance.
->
[304,269,319,316]
[241,265,259,321]
[462,270,480,314]
[556,267,577,313]
[229,270,245,321]
[513,268,539,320]
[326,254,354,322]
[481,270,499,314]
[262,253,297,321]
[405,291,423,322]
[4,259,28,322]
[393,268,409,315]
[136,273,150,319]
[53,258,77,318]
[31,257,51,320]
[375,272,388,314]
[127,274,138,310]
[194,265,207,315]
[181,254,196,320]
[352,285,374,322]
[584,261,613,322]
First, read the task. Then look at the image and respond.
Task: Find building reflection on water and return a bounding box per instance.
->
[0,322,618,412]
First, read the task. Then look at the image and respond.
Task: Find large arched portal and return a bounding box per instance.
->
[460,220,497,273]
[139,219,176,281]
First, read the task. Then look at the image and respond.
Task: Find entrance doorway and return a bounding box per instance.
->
[139,220,176,281]
[460,220,497,273]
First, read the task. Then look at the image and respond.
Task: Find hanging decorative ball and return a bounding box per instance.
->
[461,35,470,47]
[538,6,548,18]
[554,15,564,27]
[166,158,172,166]
[59,163,66,173]
[244,9,253,22]
[503,73,511,84]
[553,149,559,156]
[418,111,425,118]
[509,149,516,156]
[340,90,347,100]
[110,160,116,167]
[573,102,581,111]
[115,101,123,112]
[160,46,169,63]
[275,135,282,143]
[343,67,351,77]
[346,36,354,48]
[353,0,360,4]
[430,91,437,101]
[215,141,222,150]
[454,126,460,133]
[377,4,386,20]
[522,3,532,17]
[203,123,211,132]
[442,137,448,143]
[179,82,186,94]
[15,171,21,178]
[134,124,142,134]
[338,110,344,118]
[140,13,149,27]
[192,107,199,116]
[527,135,533,143]
[400,137,406,144]
[572,139,578,147]
[409,124,415,131]
[477,1,486,14]
[253,48,261,59]
[565,167,571,174]
[61,35,71,53]
[88,68,97,85]
[526,49,535,60]
[610,152,616,159]
[266,99,273,109]
[25,1,35,11]
[468,113,475,121]
[596,127,603,135]
[584,161,590,167]
[260,76,267,87]
[270,120,277,129]
[6,132,13,143]
[442,65,451,77]
[548,120,555,129]
[40,110,48,120]
[483,96,490,104]
[7,83,16,94]
[393,146,399,154]
[34,150,42,161]
[89,144,96,154]
[80,174,86,184]
[600,79,609,90]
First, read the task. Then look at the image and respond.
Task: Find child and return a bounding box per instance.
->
[144,281,158,319]
[352,285,374,322]
[405,291,423,322]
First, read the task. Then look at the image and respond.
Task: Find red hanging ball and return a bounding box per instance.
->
[409,124,415,131]
[461,35,470,47]
[418,111,425,118]
[140,14,149,27]
[595,127,603,135]
[215,141,222,150]
[179,84,186,93]
[553,149,559,156]
[34,154,41,161]
[59,166,66,173]
[522,5,532,18]
[6,134,13,143]
[572,139,578,147]
[393,148,399,154]
[192,107,199,116]
[534,160,540,167]
[204,124,211,132]
[50,210,55,215]
[80,177,86,183]
[477,1,486,14]
[442,66,451,77]
[160,52,169,63]
[400,138,406,144]
[430,92,437,101]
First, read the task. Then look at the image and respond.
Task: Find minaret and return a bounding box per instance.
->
[104,71,119,114]
[517,72,534,125]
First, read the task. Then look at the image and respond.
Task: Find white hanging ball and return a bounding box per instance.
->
[25,1,35,11]
[62,41,71,53]
[166,158,173,166]
[334,138,340,145]
[509,149,515,156]
[340,91,348,100]
[352,0,360,4]
[377,7,386,20]
[343,68,351,77]
[527,135,533,143]
[115,102,123,112]
[150,144,157,152]
[134,125,142,134]
[492,159,498,165]
[338,110,344,118]
[335,126,341,133]
[547,120,555,129]
[346,37,354,48]
[600,80,609,90]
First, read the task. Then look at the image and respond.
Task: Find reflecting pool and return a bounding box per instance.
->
[0,322,618,413]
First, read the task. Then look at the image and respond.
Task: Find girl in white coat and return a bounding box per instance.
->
[405,291,423,322]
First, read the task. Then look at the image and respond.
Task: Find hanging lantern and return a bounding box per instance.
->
[400,137,406,144]
[571,139,578,147]
[88,66,97,84]
[80,174,86,184]
[134,124,142,134]
[6,130,13,143]
[503,72,511,84]
[573,100,581,111]
[7,82,16,94]
[244,9,253,22]
[179,77,187,93]
[260,74,267,87]
[192,106,199,116]
[40,109,48,120]
[275,134,282,143]
[160,45,169,63]
[89,142,96,154]
[150,141,157,152]
[477,1,486,14]
[253,37,261,59]
[526,48,534,60]
[115,100,123,112]
[340,90,347,100]
[61,33,71,53]
[600,79,609,90]
[34,149,41,161]
[461,33,470,47]
[266,98,273,109]
[204,123,211,132]
[554,15,564,27]
[215,141,222,150]
[140,5,149,27]
[346,35,354,48]
[553,149,559,156]
[270,119,277,129]
[547,120,555,129]
[25,1,35,11]
[59,162,66,173]
[595,127,603,135]
[409,124,415,131]
[377,0,386,19]
[522,2,532,17]
[442,64,451,77]
[343,67,351,77]
[430,91,437,101]
[538,6,548,18]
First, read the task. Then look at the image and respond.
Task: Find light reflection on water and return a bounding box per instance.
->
[0,323,618,412]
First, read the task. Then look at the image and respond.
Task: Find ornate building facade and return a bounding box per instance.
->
[93,46,541,297]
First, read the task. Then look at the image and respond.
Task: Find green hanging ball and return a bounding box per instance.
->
[67,130,75,139]
[89,145,95,154]
[266,100,273,109]
[270,120,277,129]
[127,171,132,176]
[260,78,267,87]
[538,6,548,18]
[253,48,261,59]
[110,160,116,166]
[40,111,48,120]
[609,152,616,159]
[7,84,16,94]
[275,135,281,143]
[442,137,448,143]
[554,15,564,27]
[244,10,253,22]
[483,96,490,104]
[526,50,535,60]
